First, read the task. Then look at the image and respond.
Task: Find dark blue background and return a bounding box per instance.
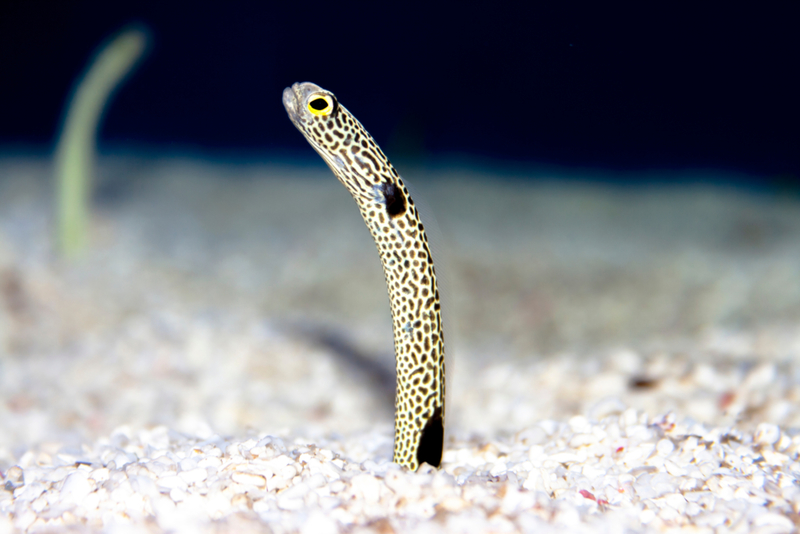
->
[1,1,797,181]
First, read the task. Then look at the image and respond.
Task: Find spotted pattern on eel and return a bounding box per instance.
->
[283,82,445,470]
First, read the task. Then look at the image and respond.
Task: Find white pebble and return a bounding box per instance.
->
[61,471,93,504]
[568,415,589,431]
[306,473,327,489]
[385,471,420,501]
[350,474,381,505]
[232,472,266,488]
[549,452,579,464]
[489,462,507,477]
[655,439,675,456]
[744,364,776,389]
[179,467,208,485]
[762,450,789,466]
[277,496,305,510]
[664,459,687,477]
[610,349,641,373]
[752,512,794,530]
[300,511,339,534]
[13,509,36,531]
[516,426,548,445]
[639,508,656,524]
[663,493,687,514]
[197,456,222,470]
[111,452,136,469]
[266,455,294,471]
[693,364,724,391]
[588,397,627,420]
[622,408,639,427]
[755,423,781,446]
[89,468,110,483]
[279,464,297,479]
[157,475,188,491]
[569,433,598,448]
[129,475,159,497]
[179,458,199,471]
[267,475,289,491]
[42,466,70,483]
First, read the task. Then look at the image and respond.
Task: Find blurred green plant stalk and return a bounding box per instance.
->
[55,27,148,258]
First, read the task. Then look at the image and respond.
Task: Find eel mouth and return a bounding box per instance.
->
[283,81,328,128]
[282,84,300,124]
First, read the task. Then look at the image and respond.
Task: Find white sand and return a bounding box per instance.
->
[0,156,799,532]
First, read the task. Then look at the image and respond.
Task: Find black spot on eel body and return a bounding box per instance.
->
[381,182,406,218]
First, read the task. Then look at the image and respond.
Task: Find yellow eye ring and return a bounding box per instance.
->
[307,94,334,116]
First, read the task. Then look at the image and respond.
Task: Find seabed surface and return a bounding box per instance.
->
[1,156,799,533]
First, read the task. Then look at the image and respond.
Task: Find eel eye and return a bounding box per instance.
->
[307,94,334,116]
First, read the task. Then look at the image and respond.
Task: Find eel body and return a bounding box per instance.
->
[283,82,445,470]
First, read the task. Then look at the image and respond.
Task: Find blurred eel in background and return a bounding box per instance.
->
[54,25,149,259]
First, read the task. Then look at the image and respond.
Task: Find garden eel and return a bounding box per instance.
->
[283,82,445,471]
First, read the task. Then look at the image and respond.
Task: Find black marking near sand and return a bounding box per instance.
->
[416,406,443,468]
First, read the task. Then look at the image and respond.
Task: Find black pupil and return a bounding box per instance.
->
[310,98,328,111]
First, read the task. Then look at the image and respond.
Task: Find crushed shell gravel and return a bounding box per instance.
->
[2,159,800,532]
